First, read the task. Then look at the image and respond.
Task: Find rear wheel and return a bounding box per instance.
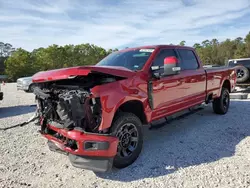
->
[213,87,230,114]
[110,112,143,169]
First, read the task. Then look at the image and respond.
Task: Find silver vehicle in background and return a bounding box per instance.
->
[227,58,250,84]
[17,76,34,92]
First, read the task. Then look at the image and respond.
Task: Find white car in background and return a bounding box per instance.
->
[17,76,34,92]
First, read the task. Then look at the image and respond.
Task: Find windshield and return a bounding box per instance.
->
[96,48,155,71]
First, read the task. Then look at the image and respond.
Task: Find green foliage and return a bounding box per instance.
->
[0,57,7,74]
[191,32,250,65]
[245,32,250,57]
[0,42,15,74]
[4,48,33,81]
[4,43,112,81]
[179,40,186,46]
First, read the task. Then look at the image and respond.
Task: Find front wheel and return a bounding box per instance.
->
[110,112,143,169]
[213,87,230,114]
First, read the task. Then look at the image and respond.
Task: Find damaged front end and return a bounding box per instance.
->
[35,87,101,133]
[32,74,121,172]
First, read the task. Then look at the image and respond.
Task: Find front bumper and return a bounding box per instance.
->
[42,124,119,172]
[0,92,3,100]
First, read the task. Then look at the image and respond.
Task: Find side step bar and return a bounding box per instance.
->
[149,103,205,130]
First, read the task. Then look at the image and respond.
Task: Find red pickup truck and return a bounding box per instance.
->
[32,45,236,172]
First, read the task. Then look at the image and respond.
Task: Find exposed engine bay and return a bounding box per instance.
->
[33,74,123,133]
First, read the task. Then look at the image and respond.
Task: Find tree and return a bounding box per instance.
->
[5,48,33,80]
[179,41,186,46]
[0,42,15,74]
[4,43,113,81]
[245,32,250,57]
[201,40,210,47]
[0,43,15,57]
[234,37,247,58]
[0,56,7,74]
[193,43,202,49]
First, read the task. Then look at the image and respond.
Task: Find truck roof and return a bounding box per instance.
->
[120,45,195,52]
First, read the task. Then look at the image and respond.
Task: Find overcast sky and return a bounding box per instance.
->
[1,0,250,51]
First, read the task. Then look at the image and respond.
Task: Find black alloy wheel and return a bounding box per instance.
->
[116,122,139,158]
[213,87,230,114]
[110,112,143,169]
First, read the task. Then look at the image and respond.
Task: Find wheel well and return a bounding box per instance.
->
[115,100,147,125]
[222,80,231,92]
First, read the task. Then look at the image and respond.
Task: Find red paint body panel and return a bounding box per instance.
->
[32,45,236,162]
[44,124,118,157]
[205,67,237,97]
[91,74,150,130]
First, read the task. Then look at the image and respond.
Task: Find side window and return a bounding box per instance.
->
[237,60,250,66]
[228,60,235,67]
[178,49,199,70]
[152,49,177,73]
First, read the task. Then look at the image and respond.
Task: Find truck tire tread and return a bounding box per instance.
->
[110,112,143,169]
[236,66,249,83]
[213,87,230,114]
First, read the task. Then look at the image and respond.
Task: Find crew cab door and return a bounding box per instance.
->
[176,49,206,105]
[150,48,186,120]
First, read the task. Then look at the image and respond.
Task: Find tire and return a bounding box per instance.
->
[213,87,230,115]
[28,84,35,92]
[236,66,249,83]
[110,112,143,169]
[25,84,34,93]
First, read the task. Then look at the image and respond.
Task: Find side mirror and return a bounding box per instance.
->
[163,56,180,76]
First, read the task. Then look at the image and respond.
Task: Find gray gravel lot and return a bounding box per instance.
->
[0,83,250,188]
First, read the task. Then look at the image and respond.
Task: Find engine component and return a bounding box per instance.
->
[56,90,89,129]
[34,87,101,132]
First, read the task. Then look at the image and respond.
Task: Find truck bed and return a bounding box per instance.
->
[204,66,236,97]
[204,65,230,71]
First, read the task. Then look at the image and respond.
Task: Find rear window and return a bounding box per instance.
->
[228,59,250,66]
[236,60,250,66]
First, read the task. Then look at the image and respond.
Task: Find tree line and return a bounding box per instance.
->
[180,32,250,65]
[1,31,250,81]
[0,42,15,74]
[2,44,117,81]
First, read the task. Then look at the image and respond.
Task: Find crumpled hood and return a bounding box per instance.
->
[32,65,136,83]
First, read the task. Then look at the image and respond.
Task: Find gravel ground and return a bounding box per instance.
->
[0,83,250,188]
